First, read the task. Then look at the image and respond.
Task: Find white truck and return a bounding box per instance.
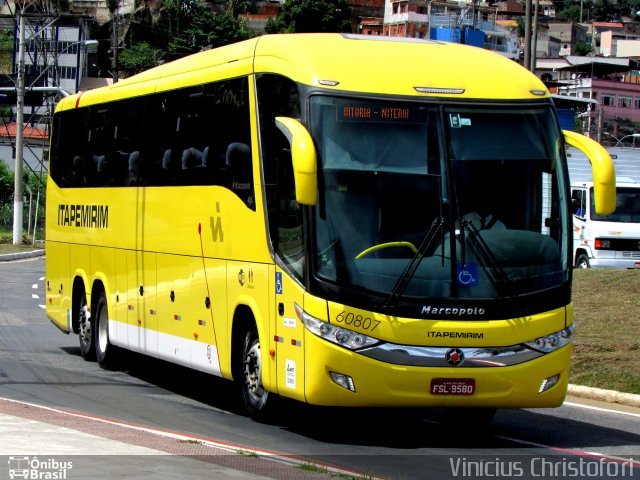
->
[571,178,640,269]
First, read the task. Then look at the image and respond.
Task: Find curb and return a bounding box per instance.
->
[0,249,44,262]
[568,384,640,408]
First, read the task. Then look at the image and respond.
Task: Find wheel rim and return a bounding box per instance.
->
[244,340,266,404]
[97,303,109,355]
[79,303,91,347]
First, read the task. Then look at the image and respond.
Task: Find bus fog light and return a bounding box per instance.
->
[539,374,560,393]
[330,372,356,392]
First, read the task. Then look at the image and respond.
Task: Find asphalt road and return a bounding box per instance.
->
[1,257,639,479]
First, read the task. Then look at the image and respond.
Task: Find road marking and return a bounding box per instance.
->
[32,284,38,289]
[32,294,39,299]
[564,401,640,418]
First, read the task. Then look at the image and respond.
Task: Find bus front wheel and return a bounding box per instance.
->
[240,328,274,421]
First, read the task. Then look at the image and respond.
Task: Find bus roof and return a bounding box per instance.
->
[58,33,549,111]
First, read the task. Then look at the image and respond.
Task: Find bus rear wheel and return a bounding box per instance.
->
[95,291,120,369]
[78,292,95,361]
[240,328,274,421]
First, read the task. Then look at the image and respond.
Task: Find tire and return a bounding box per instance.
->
[240,327,275,421]
[95,291,120,369]
[575,253,591,269]
[78,291,95,361]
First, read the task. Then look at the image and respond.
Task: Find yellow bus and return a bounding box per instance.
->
[46,33,615,421]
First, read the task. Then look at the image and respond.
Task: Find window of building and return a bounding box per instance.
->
[602,94,615,106]
[618,96,632,108]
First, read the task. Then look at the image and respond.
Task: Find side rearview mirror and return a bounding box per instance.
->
[275,117,318,206]
[563,130,616,215]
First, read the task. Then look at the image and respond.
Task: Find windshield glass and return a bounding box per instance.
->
[591,187,640,223]
[310,96,569,301]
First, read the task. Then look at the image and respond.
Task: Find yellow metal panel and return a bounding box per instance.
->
[114,248,128,341]
[45,241,71,332]
[203,258,230,378]
[141,186,271,262]
[253,34,548,100]
[226,261,273,389]
[274,268,307,401]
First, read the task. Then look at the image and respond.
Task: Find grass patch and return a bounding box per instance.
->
[0,229,43,253]
[571,269,640,394]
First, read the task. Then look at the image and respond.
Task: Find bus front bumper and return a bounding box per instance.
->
[302,332,571,409]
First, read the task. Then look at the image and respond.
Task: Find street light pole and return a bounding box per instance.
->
[13,13,26,245]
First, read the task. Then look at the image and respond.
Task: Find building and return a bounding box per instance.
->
[380,0,518,59]
[547,21,589,56]
[538,56,640,137]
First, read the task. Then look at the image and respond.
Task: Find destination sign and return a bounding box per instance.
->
[337,101,426,123]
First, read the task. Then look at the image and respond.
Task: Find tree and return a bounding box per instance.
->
[0,160,12,209]
[557,4,582,21]
[167,11,250,59]
[118,42,163,76]
[161,0,201,37]
[573,41,594,55]
[265,0,352,34]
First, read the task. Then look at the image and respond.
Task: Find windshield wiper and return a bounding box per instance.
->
[461,220,517,298]
[382,216,444,309]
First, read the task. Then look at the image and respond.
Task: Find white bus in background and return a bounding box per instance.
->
[571,178,640,269]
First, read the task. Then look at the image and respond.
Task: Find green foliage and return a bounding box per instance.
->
[227,0,257,16]
[265,0,352,34]
[573,41,594,55]
[0,159,13,208]
[161,0,202,36]
[118,42,163,76]
[0,29,14,75]
[167,12,250,58]
[557,4,582,21]
[555,0,640,21]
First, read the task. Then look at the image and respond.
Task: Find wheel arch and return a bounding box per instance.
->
[574,246,592,267]
[230,304,256,382]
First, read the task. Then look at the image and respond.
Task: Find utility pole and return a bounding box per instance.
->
[13,13,25,245]
[524,0,532,70]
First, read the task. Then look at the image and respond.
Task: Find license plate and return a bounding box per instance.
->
[431,378,475,395]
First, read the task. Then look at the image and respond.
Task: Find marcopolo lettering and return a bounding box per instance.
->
[58,204,109,229]
[421,305,486,317]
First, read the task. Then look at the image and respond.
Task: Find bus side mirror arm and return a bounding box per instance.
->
[563,130,616,215]
[275,117,318,206]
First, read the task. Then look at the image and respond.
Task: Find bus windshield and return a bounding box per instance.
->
[310,96,569,301]
[591,187,640,223]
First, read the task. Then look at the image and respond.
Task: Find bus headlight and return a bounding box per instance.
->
[524,324,574,353]
[295,303,380,350]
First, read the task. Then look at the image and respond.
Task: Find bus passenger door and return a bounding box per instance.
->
[274,268,307,402]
